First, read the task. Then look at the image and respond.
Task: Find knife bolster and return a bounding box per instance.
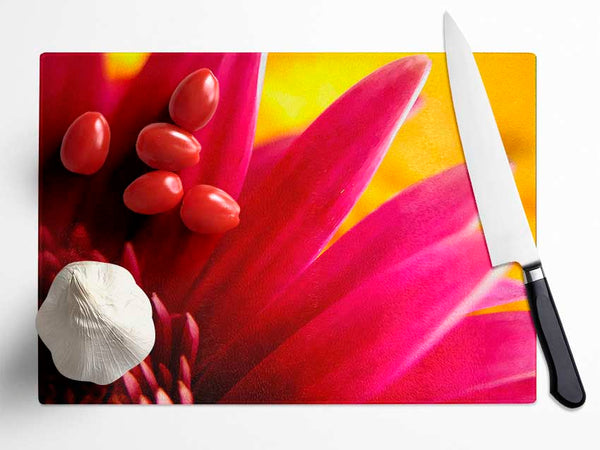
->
[523,264,544,284]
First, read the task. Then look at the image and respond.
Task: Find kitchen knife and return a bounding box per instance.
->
[443,12,585,408]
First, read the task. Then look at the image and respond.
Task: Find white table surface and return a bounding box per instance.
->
[0,0,598,448]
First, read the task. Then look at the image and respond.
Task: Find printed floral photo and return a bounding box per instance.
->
[38,52,536,404]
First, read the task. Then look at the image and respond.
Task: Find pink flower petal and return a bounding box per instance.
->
[150,294,172,366]
[181,313,200,367]
[120,242,142,285]
[195,164,479,401]
[243,135,298,194]
[154,388,173,404]
[187,55,432,360]
[219,224,496,403]
[471,278,527,312]
[451,378,535,403]
[406,94,425,119]
[178,381,194,404]
[122,372,142,403]
[179,355,192,389]
[139,360,159,393]
[181,53,265,196]
[372,312,536,403]
[158,363,173,393]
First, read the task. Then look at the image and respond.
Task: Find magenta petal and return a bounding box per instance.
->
[471,278,527,312]
[242,135,298,194]
[178,381,194,404]
[372,312,536,403]
[180,53,265,196]
[150,294,172,365]
[454,378,535,403]
[195,164,478,401]
[406,94,425,119]
[186,55,432,358]
[219,224,496,403]
[154,388,173,404]
[120,242,142,285]
[158,363,173,393]
[179,355,192,389]
[122,372,142,403]
[139,361,159,393]
[181,313,200,367]
[130,54,264,310]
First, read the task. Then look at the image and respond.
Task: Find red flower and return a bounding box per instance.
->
[39,53,535,404]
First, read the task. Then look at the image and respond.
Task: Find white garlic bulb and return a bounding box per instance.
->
[36,261,155,385]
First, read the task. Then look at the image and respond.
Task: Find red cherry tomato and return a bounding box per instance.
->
[60,112,110,175]
[180,185,240,234]
[169,68,219,132]
[123,171,183,215]
[136,123,201,171]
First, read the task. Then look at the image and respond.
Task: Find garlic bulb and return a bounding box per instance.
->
[36,261,155,385]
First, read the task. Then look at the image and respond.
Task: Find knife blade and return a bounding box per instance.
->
[444,12,585,408]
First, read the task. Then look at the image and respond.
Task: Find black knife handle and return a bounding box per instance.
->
[523,264,585,408]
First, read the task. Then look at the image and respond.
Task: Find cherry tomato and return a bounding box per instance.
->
[123,171,183,215]
[60,112,110,175]
[136,123,201,171]
[169,68,219,132]
[180,185,240,234]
